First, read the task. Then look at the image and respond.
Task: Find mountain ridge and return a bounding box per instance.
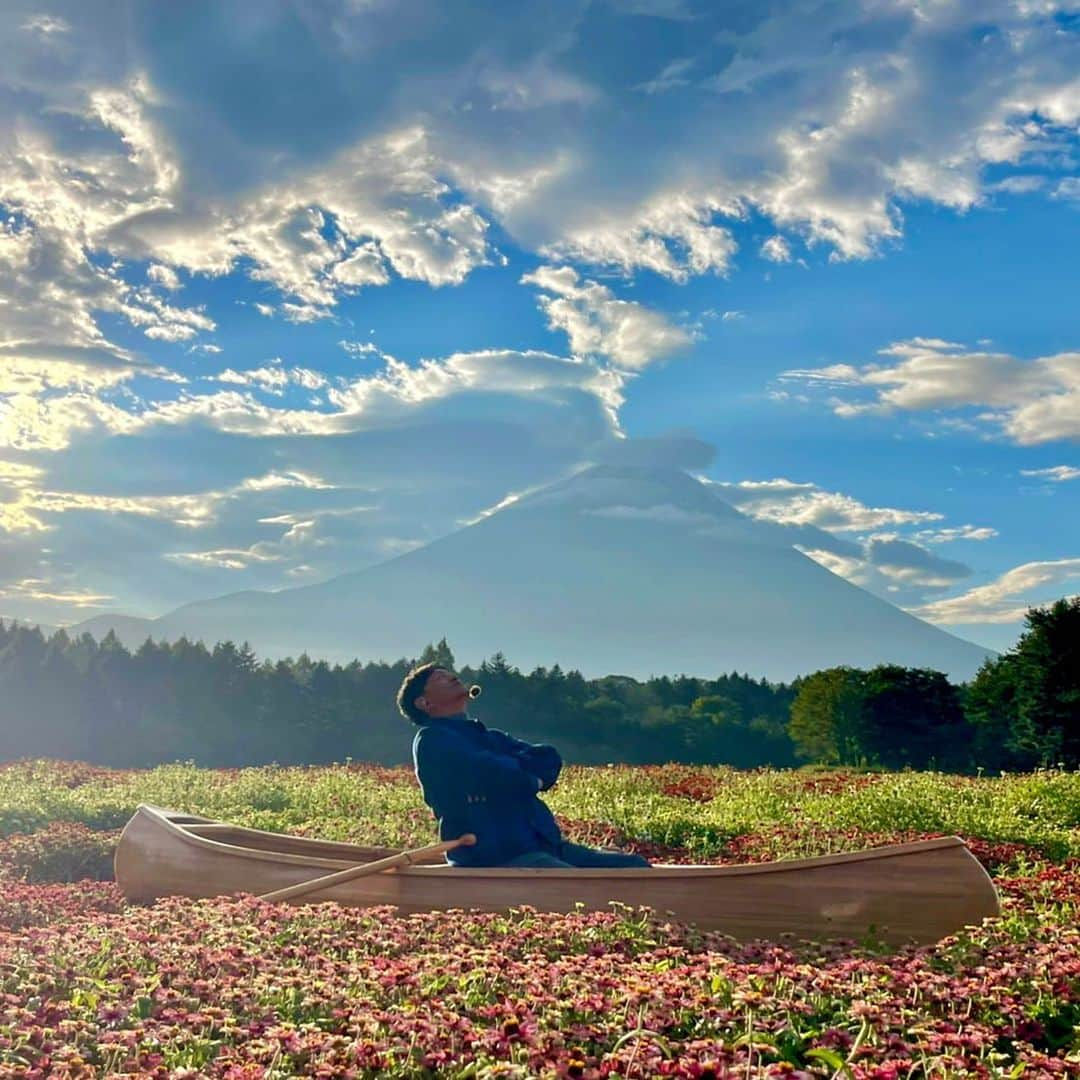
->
[69,465,994,681]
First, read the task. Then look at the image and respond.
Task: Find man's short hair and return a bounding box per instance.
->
[397,662,439,723]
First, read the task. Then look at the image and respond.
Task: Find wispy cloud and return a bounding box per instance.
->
[779,338,1080,444]
[0,579,111,609]
[913,559,1080,625]
[0,470,337,535]
[1021,465,1080,483]
[708,477,944,533]
[213,364,329,396]
[704,476,995,606]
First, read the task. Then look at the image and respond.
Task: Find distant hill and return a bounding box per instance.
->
[70,465,994,681]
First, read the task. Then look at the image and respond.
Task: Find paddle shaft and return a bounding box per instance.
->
[257,833,477,903]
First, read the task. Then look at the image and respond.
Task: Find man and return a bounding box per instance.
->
[397,663,651,868]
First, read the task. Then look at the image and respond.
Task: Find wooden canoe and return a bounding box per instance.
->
[115,804,1000,947]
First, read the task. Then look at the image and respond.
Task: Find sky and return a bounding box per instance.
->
[0,0,1078,657]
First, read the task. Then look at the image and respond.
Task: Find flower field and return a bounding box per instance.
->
[0,761,1078,1078]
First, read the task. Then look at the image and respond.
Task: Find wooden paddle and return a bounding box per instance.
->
[257,833,477,904]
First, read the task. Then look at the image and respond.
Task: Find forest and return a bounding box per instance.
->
[0,596,1075,771]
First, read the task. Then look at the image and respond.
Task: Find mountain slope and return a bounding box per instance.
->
[72,465,993,681]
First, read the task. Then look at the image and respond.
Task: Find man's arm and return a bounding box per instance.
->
[484,729,562,791]
[415,727,541,800]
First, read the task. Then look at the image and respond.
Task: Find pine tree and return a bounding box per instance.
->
[418,637,456,670]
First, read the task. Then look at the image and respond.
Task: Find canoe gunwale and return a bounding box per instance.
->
[133,803,974,879]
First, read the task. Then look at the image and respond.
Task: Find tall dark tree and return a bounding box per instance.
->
[859,665,970,770]
[969,597,1080,768]
[1015,598,1080,766]
[966,655,1025,770]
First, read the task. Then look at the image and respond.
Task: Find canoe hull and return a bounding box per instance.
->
[115,805,1000,947]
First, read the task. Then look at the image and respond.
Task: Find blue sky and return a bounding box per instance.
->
[0,0,1078,657]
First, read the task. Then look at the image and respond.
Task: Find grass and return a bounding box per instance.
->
[2,759,1077,857]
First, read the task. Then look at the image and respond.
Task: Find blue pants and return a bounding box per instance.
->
[503,840,651,868]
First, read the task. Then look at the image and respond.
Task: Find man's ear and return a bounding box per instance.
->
[415,696,428,714]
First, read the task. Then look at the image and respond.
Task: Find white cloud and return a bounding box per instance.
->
[912,559,1080,625]
[695,475,982,606]
[0,460,44,485]
[543,192,739,281]
[1021,465,1080,482]
[214,365,328,396]
[0,68,490,387]
[1,469,336,536]
[21,14,70,35]
[0,578,111,609]
[522,265,692,370]
[760,235,792,263]
[165,547,287,571]
[708,476,944,533]
[339,340,381,357]
[796,542,971,599]
[0,0,1076,384]
[913,525,999,543]
[474,56,598,112]
[1,344,625,451]
[0,391,142,452]
[332,242,389,288]
[780,338,1080,445]
[637,57,695,96]
[991,175,1046,195]
[239,470,332,492]
[121,128,496,303]
[147,264,181,290]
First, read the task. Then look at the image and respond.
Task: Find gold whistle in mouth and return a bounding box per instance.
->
[467,684,482,699]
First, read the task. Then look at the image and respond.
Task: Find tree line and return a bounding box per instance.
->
[0,596,1075,771]
[788,597,1078,771]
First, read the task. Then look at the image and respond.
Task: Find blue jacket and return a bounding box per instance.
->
[411,712,563,866]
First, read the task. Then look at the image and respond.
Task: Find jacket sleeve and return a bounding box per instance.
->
[414,727,540,800]
[484,729,563,791]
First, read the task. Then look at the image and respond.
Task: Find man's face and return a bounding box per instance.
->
[416,667,469,718]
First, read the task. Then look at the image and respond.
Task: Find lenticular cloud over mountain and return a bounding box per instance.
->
[73,465,992,681]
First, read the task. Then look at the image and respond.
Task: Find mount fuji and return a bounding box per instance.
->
[71,465,993,681]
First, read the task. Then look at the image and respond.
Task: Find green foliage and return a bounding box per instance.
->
[418,637,456,670]
[860,665,969,771]
[966,654,1024,768]
[786,594,1078,772]
[968,597,1080,769]
[788,667,868,764]
[6,759,1078,860]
